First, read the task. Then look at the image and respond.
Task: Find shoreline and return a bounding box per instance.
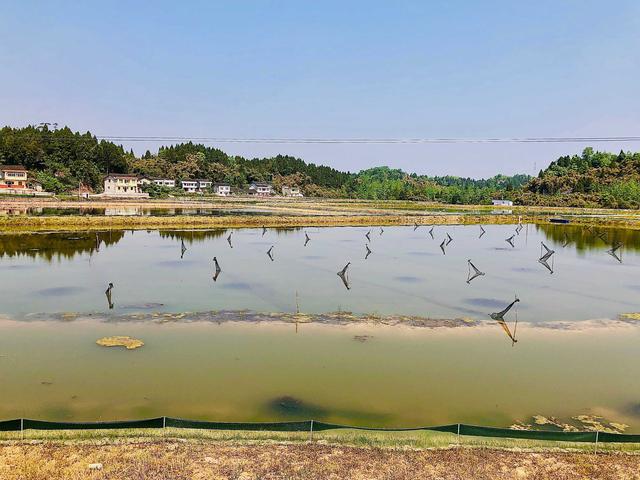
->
[2,197,640,232]
[7,310,640,331]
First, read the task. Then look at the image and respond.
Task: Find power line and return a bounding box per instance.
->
[93,135,640,144]
[7,131,640,145]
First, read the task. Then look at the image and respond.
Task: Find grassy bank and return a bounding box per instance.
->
[2,212,640,233]
[3,197,640,232]
[2,430,640,480]
[0,213,525,232]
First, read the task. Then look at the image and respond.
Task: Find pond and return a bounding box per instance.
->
[1,224,639,431]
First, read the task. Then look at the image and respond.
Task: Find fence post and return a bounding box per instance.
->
[162,416,166,440]
[594,430,599,455]
[309,420,314,442]
[456,423,461,446]
[20,418,24,441]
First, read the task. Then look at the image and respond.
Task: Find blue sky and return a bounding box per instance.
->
[1,1,639,177]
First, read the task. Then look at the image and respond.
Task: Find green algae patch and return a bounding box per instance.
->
[96,336,144,350]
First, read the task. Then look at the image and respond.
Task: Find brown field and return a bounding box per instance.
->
[3,439,640,480]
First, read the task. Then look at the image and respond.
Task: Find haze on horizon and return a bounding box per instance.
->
[1,1,639,178]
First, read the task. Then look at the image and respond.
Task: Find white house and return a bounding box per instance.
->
[282,185,303,197]
[196,179,212,190]
[153,178,176,188]
[103,174,145,196]
[248,182,273,196]
[181,180,199,193]
[213,183,231,196]
[492,199,513,207]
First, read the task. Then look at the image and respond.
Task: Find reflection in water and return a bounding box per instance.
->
[515,223,523,236]
[428,226,435,239]
[496,319,518,345]
[180,240,187,259]
[266,245,274,262]
[2,224,640,323]
[2,206,278,217]
[212,257,222,282]
[466,260,485,284]
[365,230,371,241]
[304,232,310,247]
[0,231,125,261]
[536,224,640,253]
[337,262,351,290]
[608,243,623,263]
[538,256,554,274]
[159,230,228,243]
[446,233,453,245]
[538,242,556,274]
[489,297,520,345]
[479,225,486,238]
[227,233,233,248]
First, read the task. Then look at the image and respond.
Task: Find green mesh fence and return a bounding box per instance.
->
[1,418,639,444]
[23,418,164,430]
[0,419,21,432]
[458,424,597,442]
[166,418,312,432]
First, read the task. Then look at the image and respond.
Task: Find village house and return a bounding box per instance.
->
[196,179,212,190]
[180,180,199,192]
[153,178,176,188]
[213,183,231,196]
[281,185,303,197]
[248,182,273,196]
[103,173,148,197]
[0,165,28,190]
[492,199,513,207]
[180,179,213,193]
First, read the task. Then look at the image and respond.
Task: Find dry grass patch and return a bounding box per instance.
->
[2,440,640,480]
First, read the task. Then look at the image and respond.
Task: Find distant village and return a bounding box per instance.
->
[0,165,304,198]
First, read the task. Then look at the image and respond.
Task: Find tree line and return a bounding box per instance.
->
[4,125,637,207]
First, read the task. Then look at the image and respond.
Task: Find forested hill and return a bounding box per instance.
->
[517,148,640,208]
[0,125,530,203]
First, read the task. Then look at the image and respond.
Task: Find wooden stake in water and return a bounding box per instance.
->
[594,430,599,455]
[310,420,314,442]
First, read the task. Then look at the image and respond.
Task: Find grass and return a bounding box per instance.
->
[3,428,640,480]
[2,427,639,453]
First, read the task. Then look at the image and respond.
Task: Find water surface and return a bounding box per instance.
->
[1,224,639,429]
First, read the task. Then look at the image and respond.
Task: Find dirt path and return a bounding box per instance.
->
[3,441,640,480]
